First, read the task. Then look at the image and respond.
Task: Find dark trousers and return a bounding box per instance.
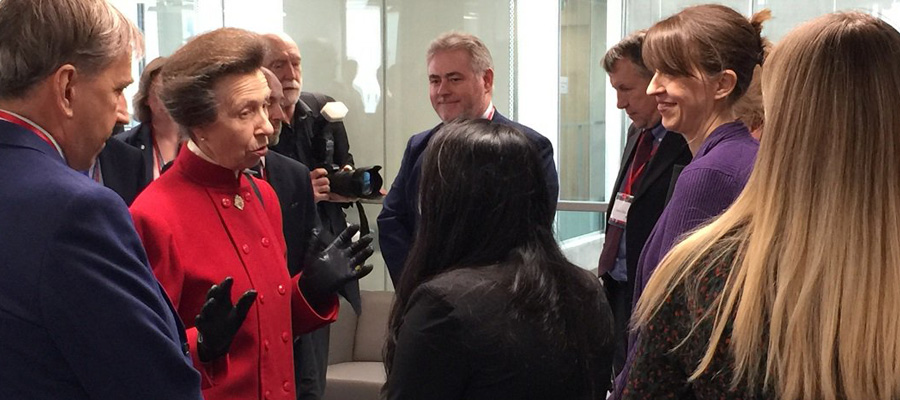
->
[295,325,330,400]
[601,273,631,377]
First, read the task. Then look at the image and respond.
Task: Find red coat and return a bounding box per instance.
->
[131,148,337,400]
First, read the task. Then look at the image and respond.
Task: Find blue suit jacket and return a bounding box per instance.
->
[377,112,559,284]
[0,120,202,399]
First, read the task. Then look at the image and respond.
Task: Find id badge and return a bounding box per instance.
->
[608,192,633,228]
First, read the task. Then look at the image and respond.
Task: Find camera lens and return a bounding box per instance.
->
[360,171,372,196]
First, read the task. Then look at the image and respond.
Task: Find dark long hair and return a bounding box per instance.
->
[383,119,611,395]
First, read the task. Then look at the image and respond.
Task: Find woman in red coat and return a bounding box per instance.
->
[130,28,373,400]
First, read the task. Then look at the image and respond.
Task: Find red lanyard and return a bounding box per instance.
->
[0,110,56,149]
[623,140,659,194]
[485,106,495,121]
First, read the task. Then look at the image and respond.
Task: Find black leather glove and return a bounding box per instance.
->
[195,277,257,363]
[299,224,374,314]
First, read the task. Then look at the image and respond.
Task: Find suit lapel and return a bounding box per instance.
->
[632,131,689,198]
[609,125,641,202]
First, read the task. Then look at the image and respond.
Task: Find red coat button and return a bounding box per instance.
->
[221,198,232,208]
[258,294,265,305]
[242,244,250,254]
[261,237,270,247]
[282,331,290,342]
[264,390,271,400]
[263,340,270,351]
[277,284,286,295]
[282,381,291,392]
[243,192,252,202]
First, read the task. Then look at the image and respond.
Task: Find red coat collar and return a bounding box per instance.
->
[170,144,243,190]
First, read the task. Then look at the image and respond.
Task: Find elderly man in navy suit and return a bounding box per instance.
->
[0,1,202,399]
[378,31,559,285]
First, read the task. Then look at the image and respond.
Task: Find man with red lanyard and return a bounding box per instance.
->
[596,31,692,385]
[0,1,203,399]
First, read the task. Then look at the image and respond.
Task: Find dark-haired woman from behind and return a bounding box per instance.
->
[382,119,614,400]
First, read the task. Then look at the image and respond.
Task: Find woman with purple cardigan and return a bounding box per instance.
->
[610,5,767,398]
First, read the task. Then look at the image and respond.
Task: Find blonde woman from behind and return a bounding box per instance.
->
[625,12,900,400]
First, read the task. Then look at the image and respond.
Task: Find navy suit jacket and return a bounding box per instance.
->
[377,112,559,284]
[0,120,202,399]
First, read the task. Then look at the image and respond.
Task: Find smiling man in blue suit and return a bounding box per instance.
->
[377,32,559,285]
[0,1,202,399]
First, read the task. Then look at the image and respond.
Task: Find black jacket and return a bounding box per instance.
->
[271,92,354,241]
[606,124,691,297]
[98,137,147,206]
[114,122,155,186]
[386,265,613,400]
[262,151,319,275]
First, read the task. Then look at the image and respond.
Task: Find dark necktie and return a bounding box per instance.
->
[628,129,655,192]
[248,163,266,181]
[597,130,654,276]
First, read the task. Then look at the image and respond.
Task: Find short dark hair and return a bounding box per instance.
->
[602,30,651,78]
[159,28,266,134]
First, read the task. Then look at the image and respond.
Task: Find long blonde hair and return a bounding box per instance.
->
[634,12,900,400]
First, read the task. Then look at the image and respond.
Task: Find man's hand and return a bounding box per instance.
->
[310,168,330,203]
[311,166,359,203]
[194,277,257,363]
[299,225,374,313]
[327,192,359,203]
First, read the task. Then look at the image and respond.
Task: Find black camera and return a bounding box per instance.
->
[325,165,383,199]
[311,103,383,199]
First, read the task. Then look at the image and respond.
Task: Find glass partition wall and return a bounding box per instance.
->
[111,0,900,290]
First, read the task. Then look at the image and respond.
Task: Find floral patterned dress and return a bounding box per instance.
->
[623,248,770,400]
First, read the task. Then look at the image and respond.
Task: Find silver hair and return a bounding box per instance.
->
[0,0,142,100]
[426,31,493,75]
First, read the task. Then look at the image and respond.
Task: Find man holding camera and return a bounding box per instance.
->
[262,32,358,400]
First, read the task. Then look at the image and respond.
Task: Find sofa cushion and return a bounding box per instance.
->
[324,361,385,400]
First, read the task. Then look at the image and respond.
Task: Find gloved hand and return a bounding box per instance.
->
[299,224,374,314]
[195,277,257,363]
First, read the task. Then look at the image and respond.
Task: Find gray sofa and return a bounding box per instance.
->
[323,290,393,400]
